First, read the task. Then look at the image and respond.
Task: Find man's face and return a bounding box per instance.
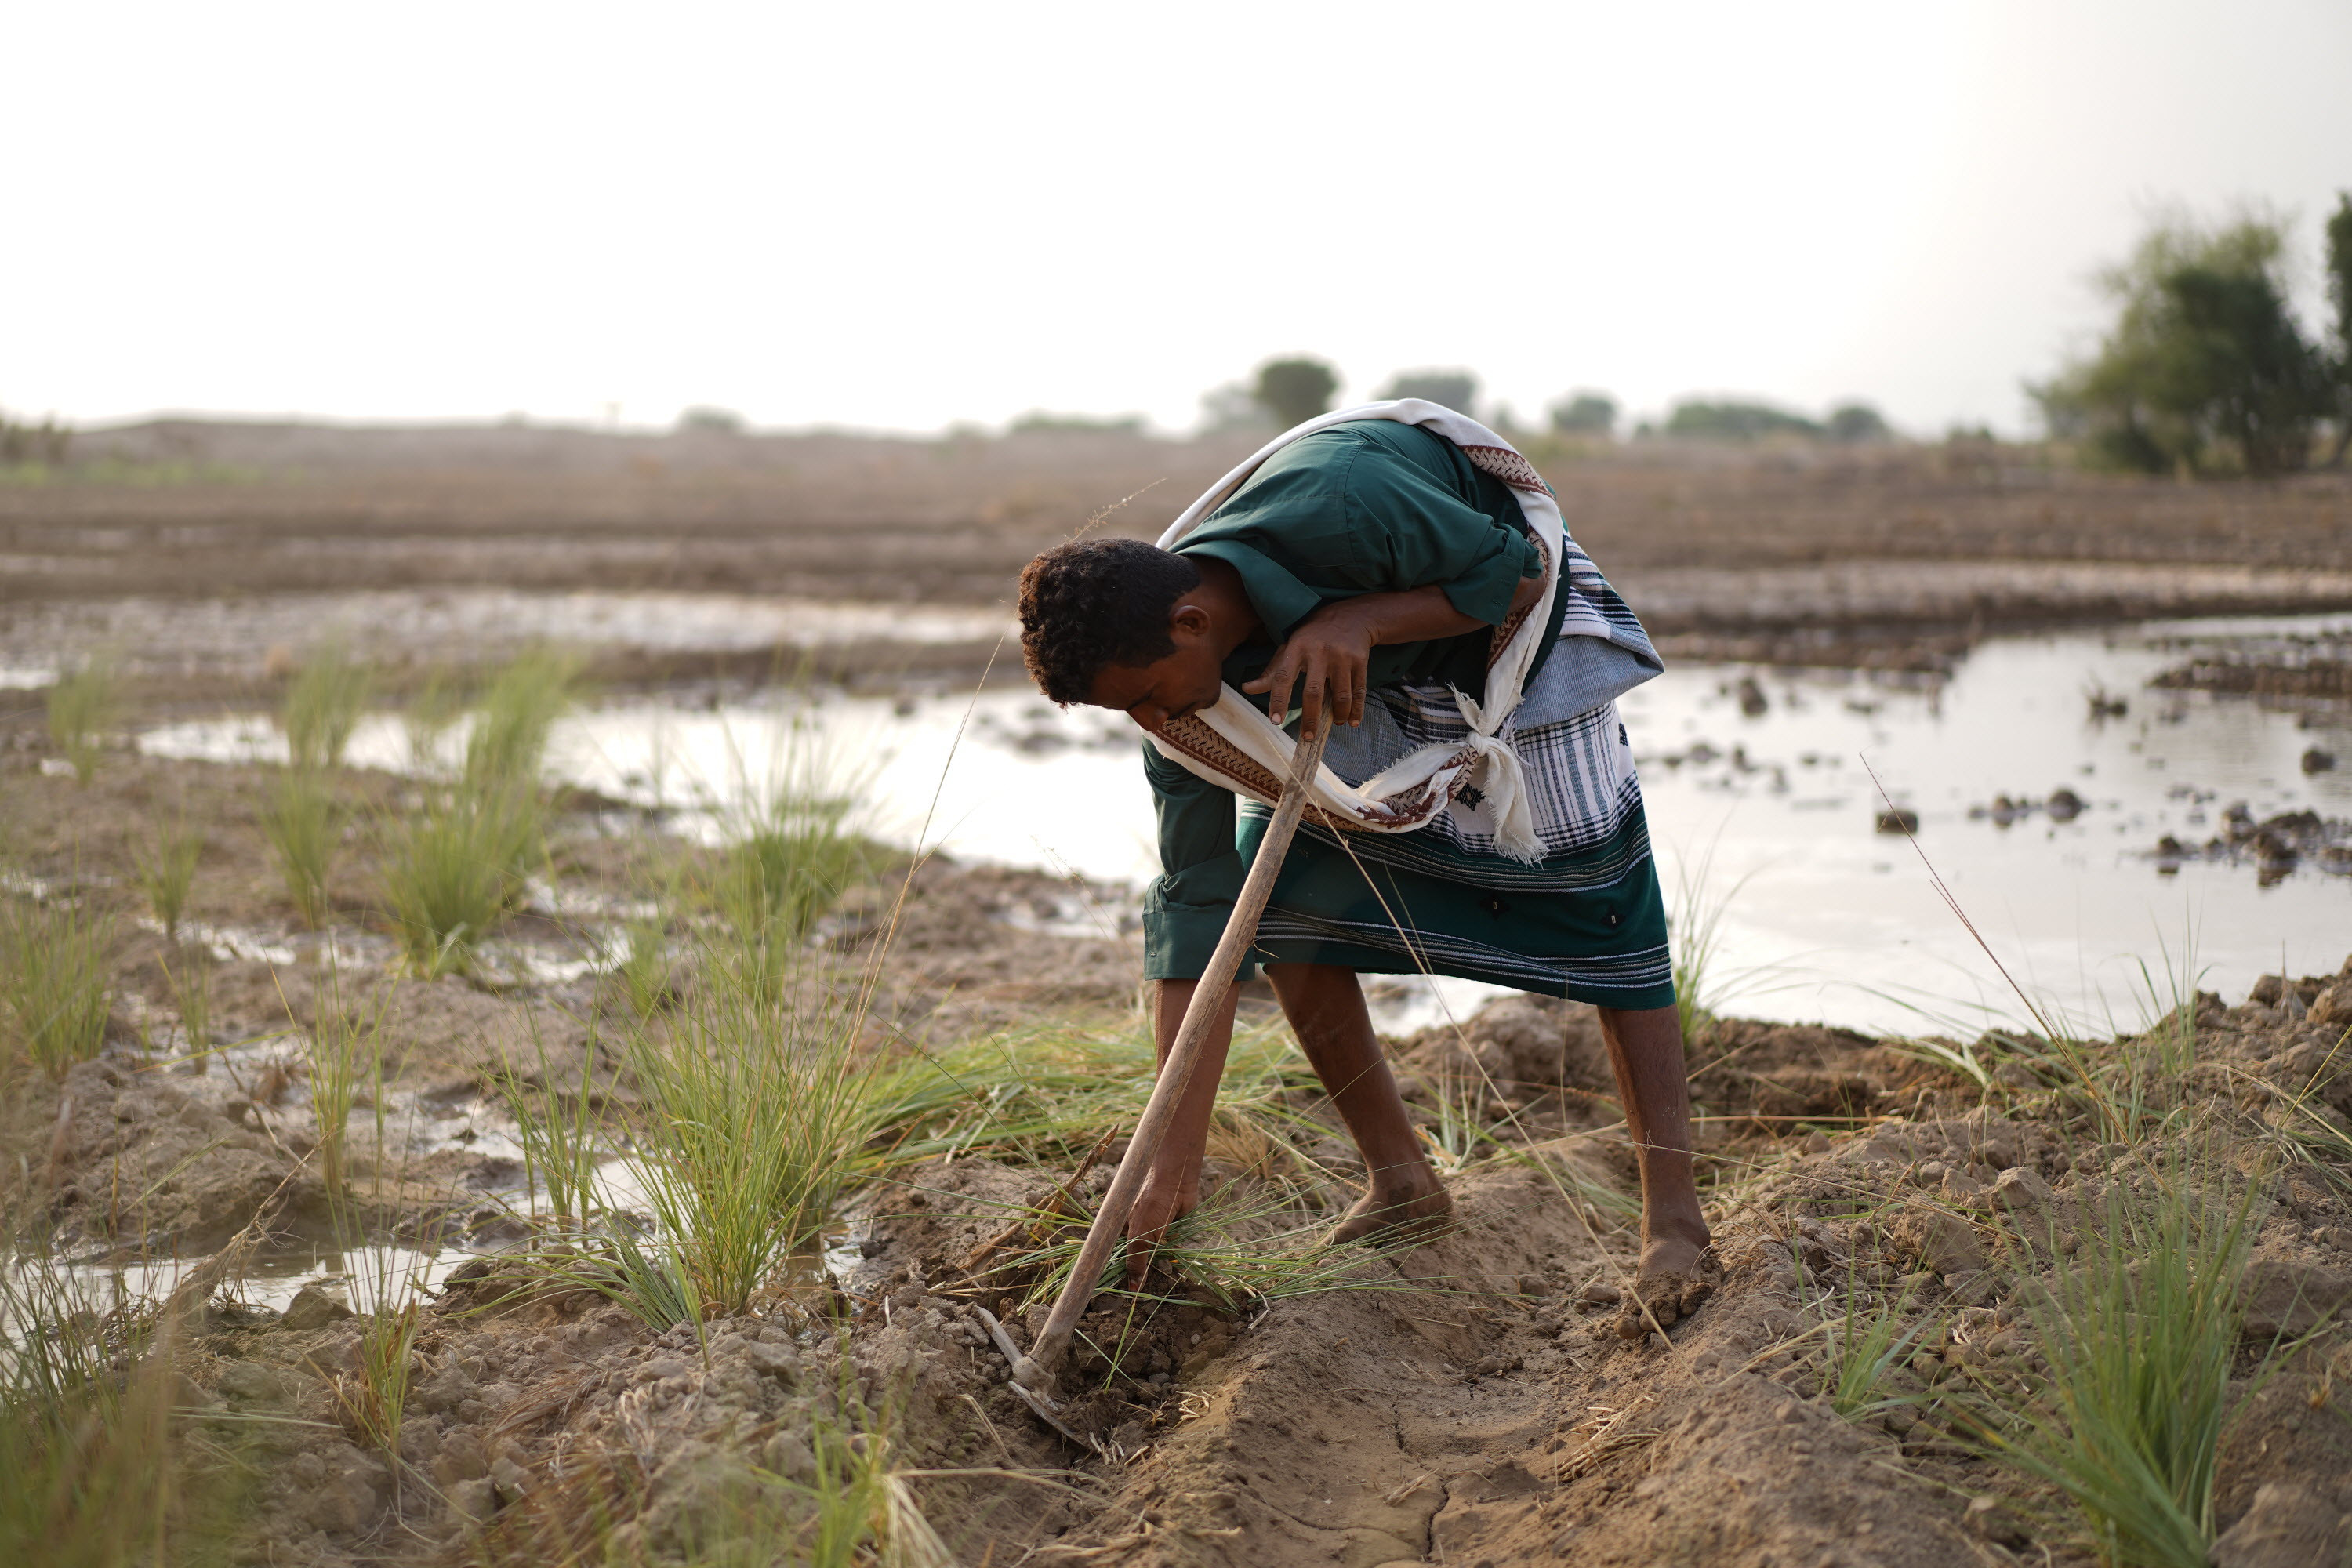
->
[1085,606,1224,733]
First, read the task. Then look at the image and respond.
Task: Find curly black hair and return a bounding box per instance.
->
[1018,538,1202,704]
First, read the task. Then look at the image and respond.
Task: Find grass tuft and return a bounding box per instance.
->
[616,951,880,1318]
[282,640,374,771]
[128,815,203,941]
[495,1024,606,1229]
[1963,1164,2261,1567]
[377,786,539,975]
[1,893,117,1076]
[43,655,119,784]
[261,766,341,927]
[463,646,577,797]
[303,978,389,1205]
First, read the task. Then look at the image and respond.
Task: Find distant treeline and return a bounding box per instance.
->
[1198,359,1897,448]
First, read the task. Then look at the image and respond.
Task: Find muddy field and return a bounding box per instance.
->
[5,718,2352,1567]
[5,429,2352,1566]
[6,423,2352,702]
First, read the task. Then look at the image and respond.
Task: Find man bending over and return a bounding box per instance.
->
[1016,407,1712,1331]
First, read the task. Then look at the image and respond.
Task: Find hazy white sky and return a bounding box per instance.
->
[5,1,2347,437]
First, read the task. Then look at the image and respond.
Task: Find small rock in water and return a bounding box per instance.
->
[2045,787,2085,822]
[281,1283,354,1331]
[1875,808,1920,835]
[2302,748,2337,775]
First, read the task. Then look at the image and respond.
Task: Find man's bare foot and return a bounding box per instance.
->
[1328,1181,1455,1248]
[1615,1233,1717,1340]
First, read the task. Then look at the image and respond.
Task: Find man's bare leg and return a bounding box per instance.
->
[1594,1004,1714,1332]
[1126,977,1241,1285]
[1266,963,1452,1246]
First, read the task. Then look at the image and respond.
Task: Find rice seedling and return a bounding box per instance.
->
[128,815,203,940]
[158,944,215,1071]
[0,892,117,1076]
[43,654,118,784]
[261,765,341,927]
[402,663,467,776]
[462,646,577,796]
[281,639,374,771]
[1812,1278,1936,1421]
[615,946,884,1317]
[1664,836,1754,1048]
[614,915,673,1020]
[688,701,880,998]
[1959,1160,2263,1568]
[303,978,390,1205]
[376,783,539,975]
[751,1373,952,1568]
[495,1025,606,1229]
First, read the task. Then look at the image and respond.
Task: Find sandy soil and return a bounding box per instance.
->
[6,744,2352,1566]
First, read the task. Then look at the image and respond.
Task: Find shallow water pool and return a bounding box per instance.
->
[138,612,2352,1037]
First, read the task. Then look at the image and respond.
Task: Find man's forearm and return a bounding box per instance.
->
[1322,576,1538,646]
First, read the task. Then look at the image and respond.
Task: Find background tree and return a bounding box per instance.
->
[677,406,746,435]
[1548,391,1617,436]
[1377,369,1479,417]
[1664,398,1821,441]
[2031,209,2332,477]
[0,411,71,466]
[1250,358,1339,430]
[1825,401,1892,443]
[2326,193,2352,466]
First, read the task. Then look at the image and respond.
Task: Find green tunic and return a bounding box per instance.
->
[1142,419,1675,1010]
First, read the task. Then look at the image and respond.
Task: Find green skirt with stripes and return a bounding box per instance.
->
[1224,800,1675,1011]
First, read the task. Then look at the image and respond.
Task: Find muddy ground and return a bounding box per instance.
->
[7,738,2352,1567]
[5,422,2351,702]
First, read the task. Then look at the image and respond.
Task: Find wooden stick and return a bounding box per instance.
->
[1014,716,1331,1392]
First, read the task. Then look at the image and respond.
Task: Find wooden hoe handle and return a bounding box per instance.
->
[1014,717,1332,1393]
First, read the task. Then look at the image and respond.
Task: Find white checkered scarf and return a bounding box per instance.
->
[1148,400,1584,865]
